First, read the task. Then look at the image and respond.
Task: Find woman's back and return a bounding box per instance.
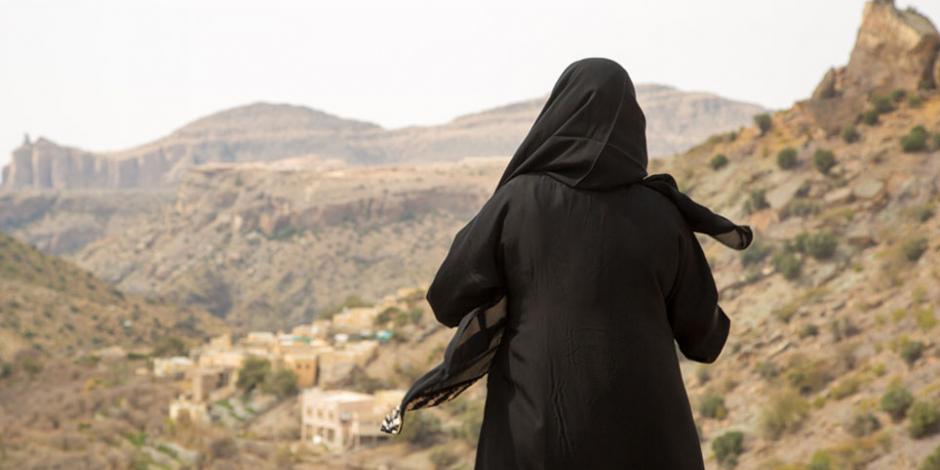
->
[421,58,745,470]
[471,173,715,469]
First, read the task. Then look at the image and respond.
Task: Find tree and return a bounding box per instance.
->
[262,369,299,398]
[152,336,187,357]
[236,356,271,393]
[754,114,772,135]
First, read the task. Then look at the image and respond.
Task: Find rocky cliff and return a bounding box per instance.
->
[1,86,765,191]
[802,0,940,132]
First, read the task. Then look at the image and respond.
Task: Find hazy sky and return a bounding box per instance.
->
[2,0,938,172]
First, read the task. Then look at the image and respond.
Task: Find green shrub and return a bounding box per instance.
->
[901,126,929,152]
[908,400,940,438]
[754,113,772,135]
[899,340,925,367]
[740,242,773,267]
[712,430,744,467]
[908,94,924,108]
[914,205,935,223]
[790,231,837,260]
[847,412,881,437]
[841,124,860,143]
[776,147,798,169]
[710,154,729,170]
[921,443,940,470]
[871,95,895,114]
[809,450,832,470]
[799,324,819,338]
[933,133,940,150]
[784,354,832,395]
[881,383,914,421]
[861,109,880,125]
[760,389,809,440]
[700,394,729,419]
[902,237,929,262]
[813,149,837,174]
[781,199,820,219]
[890,89,907,102]
[755,361,779,380]
[772,252,802,280]
[744,189,770,214]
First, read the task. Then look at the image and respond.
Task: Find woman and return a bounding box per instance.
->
[417,58,751,469]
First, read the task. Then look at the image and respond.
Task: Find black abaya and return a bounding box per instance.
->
[394,58,752,469]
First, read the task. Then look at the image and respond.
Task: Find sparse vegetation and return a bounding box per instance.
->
[712,430,744,467]
[899,339,925,367]
[841,124,860,143]
[710,154,729,170]
[847,412,881,437]
[754,113,772,135]
[760,388,809,440]
[901,126,929,152]
[890,89,907,102]
[788,231,838,260]
[881,383,914,421]
[740,242,773,267]
[430,448,460,469]
[861,109,880,125]
[772,252,802,280]
[908,94,924,108]
[776,147,798,169]
[871,94,895,114]
[813,149,837,174]
[902,237,928,262]
[700,394,729,420]
[236,356,271,393]
[921,444,940,470]
[743,189,770,214]
[908,400,939,438]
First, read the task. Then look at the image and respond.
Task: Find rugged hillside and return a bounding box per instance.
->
[0,85,765,191]
[0,231,224,360]
[73,158,506,330]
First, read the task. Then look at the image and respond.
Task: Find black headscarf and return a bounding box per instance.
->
[498,57,752,249]
[496,57,648,191]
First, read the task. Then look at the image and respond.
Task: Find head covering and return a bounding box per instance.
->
[497,57,752,250]
[495,57,648,191]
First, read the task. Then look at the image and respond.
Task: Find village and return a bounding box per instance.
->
[151,288,428,454]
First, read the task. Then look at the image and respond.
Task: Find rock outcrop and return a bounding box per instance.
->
[1,87,766,191]
[801,0,940,131]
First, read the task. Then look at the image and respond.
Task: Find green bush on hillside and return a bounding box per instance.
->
[760,389,809,440]
[700,394,729,420]
[841,124,860,143]
[744,189,770,214]
[881,383,914,421]
[921,443,940,470]
[710,154,729,170]
[861,109,880,126]
[901,126,929,152]
[902,237,929,262]
[776,147,798,169]
[890,89,907,103]
[813,149,837,174]
[754,113,772,135]
[899,339,925,367]
[908,400,940,438]
[789,231,837,260]
[871,95,895,114]
[772,252,802,280]
[712,430,744,467]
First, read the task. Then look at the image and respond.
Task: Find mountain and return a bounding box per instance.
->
[0,231,224,359]
[0,85,766,191]
[73,158,504,330]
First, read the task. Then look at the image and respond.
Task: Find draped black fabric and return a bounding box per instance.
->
[381,58,753,470]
